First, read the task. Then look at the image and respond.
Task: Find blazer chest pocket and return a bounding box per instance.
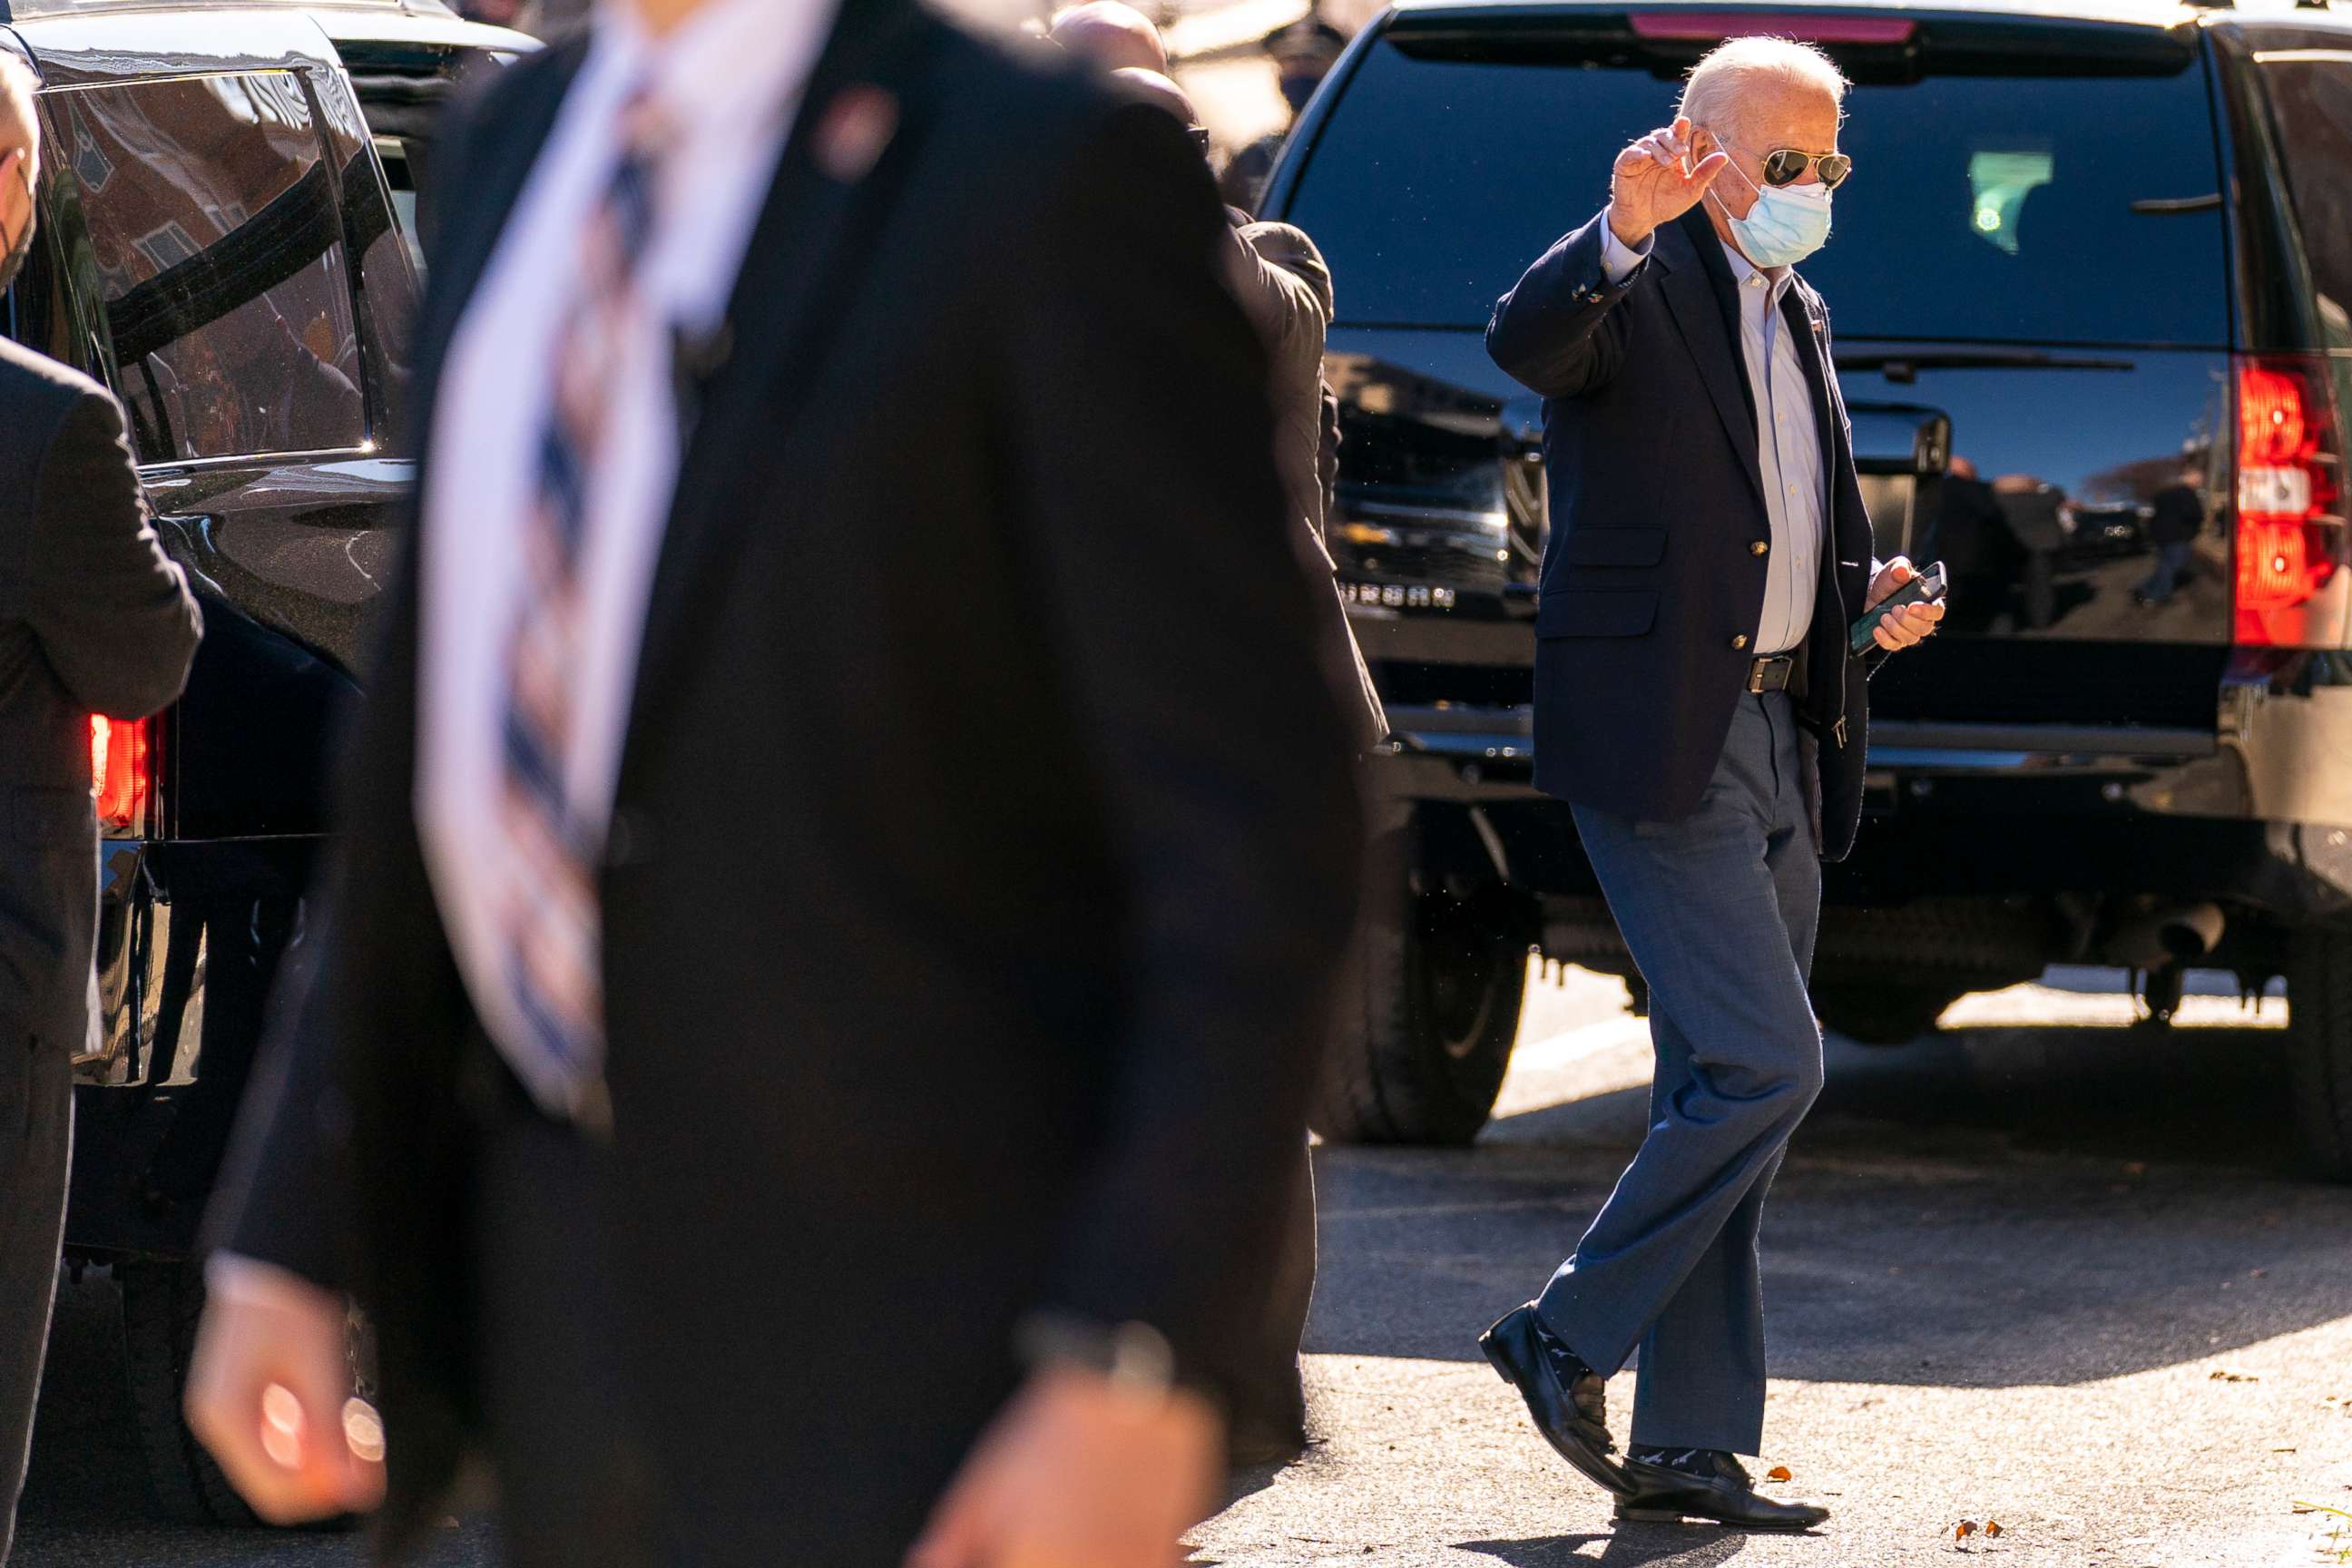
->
[1536,589,1658,639]
[1557,526,1667,569]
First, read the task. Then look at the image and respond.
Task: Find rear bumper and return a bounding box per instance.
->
[1373,699,2352,926]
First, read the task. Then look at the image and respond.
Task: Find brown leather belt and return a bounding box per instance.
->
[1747,655,1797,694]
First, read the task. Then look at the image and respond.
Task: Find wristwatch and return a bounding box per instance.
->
[1013,1311,1179,1398]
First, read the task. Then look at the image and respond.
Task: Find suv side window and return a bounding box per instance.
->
[2260,48,2352,341]
[37,71,368,463]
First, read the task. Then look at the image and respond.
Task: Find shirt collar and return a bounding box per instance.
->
[1720,238,1797,308]
[594,0,841,136]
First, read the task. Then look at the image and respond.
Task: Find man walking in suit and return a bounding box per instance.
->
[182,0,1363,1563]
[0,51,204,1562]
[1475,38,1941,1530]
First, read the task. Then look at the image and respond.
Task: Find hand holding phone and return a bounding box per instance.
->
[1851,560,1949,655]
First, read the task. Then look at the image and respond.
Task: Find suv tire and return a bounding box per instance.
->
[1811,983,1964,1047]
[2288,927,2352,1181]
[118,1259,260,1527]
[1311,889,1528,1147]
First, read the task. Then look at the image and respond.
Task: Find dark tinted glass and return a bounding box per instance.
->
[2260,52,2352,344]
[42,73,368,462]
[1285,41,2228,343]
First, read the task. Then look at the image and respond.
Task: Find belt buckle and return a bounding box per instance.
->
[1748,658,1769,695]
[1748,655,1788,695]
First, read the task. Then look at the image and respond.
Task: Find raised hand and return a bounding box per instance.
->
[1608,117,1730,250]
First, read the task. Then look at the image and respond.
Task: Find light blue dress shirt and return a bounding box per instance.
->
[1598,220,1825,654]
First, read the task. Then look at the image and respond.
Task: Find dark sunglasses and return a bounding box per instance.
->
[1741,142,1853,190]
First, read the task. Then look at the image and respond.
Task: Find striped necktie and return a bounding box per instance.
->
[494,87,672,1129]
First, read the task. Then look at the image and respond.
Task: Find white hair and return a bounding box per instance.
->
[1675,36,1848,143]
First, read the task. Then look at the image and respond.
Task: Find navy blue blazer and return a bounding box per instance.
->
[1487,206,1877,861]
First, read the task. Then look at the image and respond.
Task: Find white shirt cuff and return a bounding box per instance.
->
[1598,212,1654,286]
[205,1251,335,1313]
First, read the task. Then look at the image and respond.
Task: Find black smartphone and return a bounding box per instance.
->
[1850,561,1948,655]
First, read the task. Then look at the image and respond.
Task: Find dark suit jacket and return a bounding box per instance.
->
[1486,208,1876,861]
[0,340,201,1055]
[205,3,1365,1560]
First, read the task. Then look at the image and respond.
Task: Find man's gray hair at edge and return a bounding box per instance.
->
[1675,36,1850,143]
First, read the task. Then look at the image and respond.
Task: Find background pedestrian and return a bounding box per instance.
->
[0,49,203,1564]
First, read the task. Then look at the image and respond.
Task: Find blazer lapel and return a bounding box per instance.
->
[412,41,591,406]
[1780,281,1848,508]
[1654,211,1764,509]
[620,0,931,768]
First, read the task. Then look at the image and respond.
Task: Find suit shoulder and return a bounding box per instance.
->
[0,338,110,412]
[0,340,113,471]
[919,17,1175,180]
[445,36,589,149]
[1237,219,1327,268]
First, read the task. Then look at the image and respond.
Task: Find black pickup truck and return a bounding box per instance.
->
[1265,0,2352,1177]
[1,0,524,1521]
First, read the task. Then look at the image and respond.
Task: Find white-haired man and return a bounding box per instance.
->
[1475,37,1942,1530]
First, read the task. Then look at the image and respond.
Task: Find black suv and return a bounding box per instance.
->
[0,0,524,1523]
[1267,0,2352,1176]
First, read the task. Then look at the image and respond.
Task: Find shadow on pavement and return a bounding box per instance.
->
[1455,1527,1749,1564]
[1305,1017,2352,1388]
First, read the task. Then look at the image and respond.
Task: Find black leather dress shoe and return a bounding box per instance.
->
[1616,1449,1829,1530]
[1478,1304,1630,1496]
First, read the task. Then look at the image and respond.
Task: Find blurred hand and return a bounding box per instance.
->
[1608,117,1730,250]
[906,1368,1221,1568]
[1866,556,1945,652]
[184,1272,385,1524]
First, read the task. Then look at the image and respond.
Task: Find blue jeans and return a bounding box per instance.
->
[1537,691,1824,1455]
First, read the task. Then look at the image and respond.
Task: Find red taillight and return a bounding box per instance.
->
[90,715,151,834]
[1628,11,1916,44]
[2234,355,2344,642]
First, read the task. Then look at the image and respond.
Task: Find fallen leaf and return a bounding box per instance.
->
[2210,1367,2259,1382]
[1986,1521,2004,1537]
[1767,1465,1793,1482]
[1957,1520,1980,1540]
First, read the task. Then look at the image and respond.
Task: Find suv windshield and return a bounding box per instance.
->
[1283,31,2228,344]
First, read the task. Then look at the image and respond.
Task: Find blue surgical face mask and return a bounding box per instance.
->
[1711,143,1833,270]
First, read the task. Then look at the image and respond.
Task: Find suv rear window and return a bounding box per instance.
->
[41,71,368,463]
[1283,31,2228,345]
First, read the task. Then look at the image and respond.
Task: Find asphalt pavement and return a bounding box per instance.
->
[17,967,2352,1567]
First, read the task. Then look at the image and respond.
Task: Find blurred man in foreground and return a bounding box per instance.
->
[183,0,1365,1559]
[0,50,203,1563]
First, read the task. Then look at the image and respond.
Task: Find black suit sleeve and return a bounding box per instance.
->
[1485,210,1648,400]
[998,103,1365,1399]
[25,390,201,720]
